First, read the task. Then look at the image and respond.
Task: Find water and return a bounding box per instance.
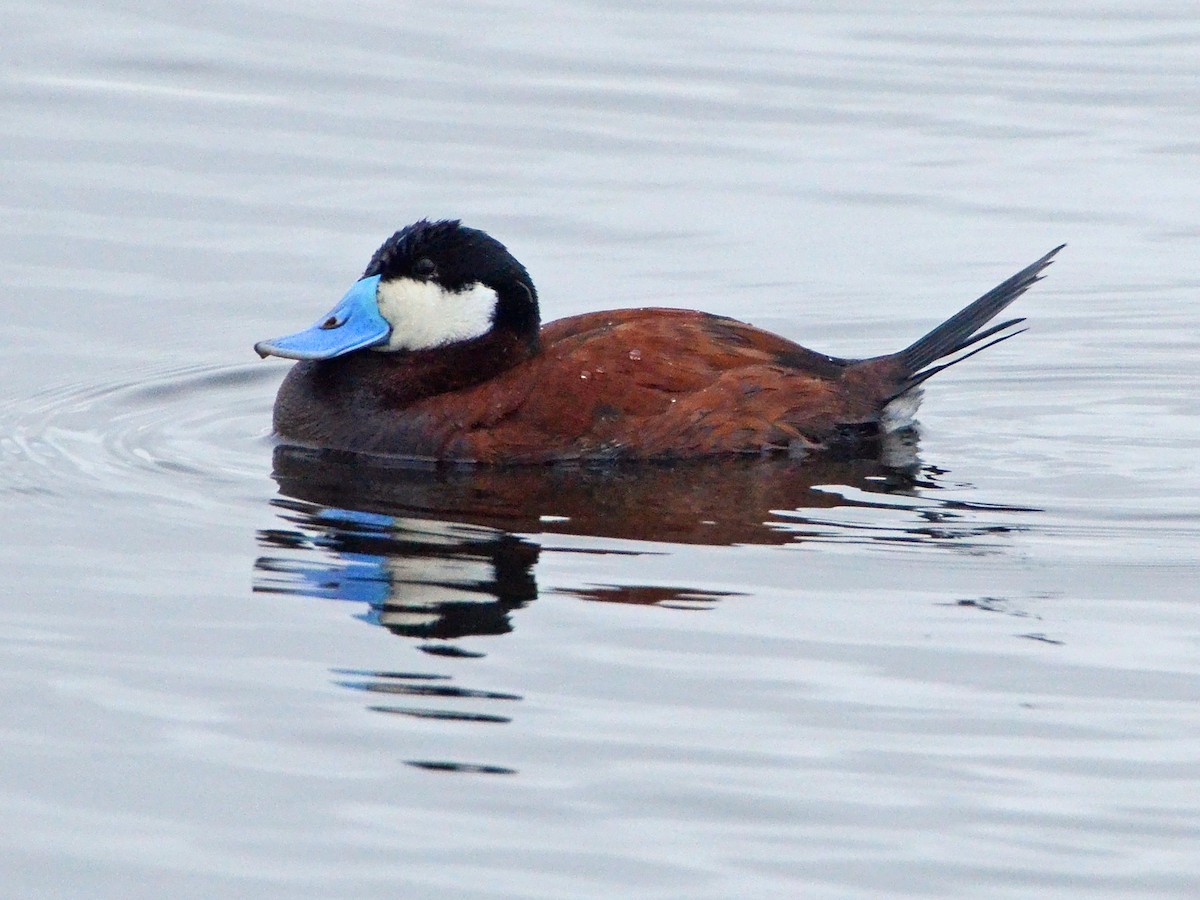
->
[3,2,1199,897]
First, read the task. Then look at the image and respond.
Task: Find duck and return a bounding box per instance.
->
[255,219,1061,464]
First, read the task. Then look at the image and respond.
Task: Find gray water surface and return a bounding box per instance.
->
[2,3,1199,898]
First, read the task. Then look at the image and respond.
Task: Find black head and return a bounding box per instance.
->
[362,219,540,348]
[255,219,541,362]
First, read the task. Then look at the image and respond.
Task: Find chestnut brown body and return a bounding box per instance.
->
[278,307,937,463]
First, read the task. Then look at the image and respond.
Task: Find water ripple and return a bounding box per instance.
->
[0,362,277,512]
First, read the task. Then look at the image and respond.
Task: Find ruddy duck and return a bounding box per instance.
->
[256,220,1061,463]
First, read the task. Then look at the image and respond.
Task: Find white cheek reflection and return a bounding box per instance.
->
[376,532,501,630]
[374,278,498,351]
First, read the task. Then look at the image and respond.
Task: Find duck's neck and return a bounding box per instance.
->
[342,328,540,406]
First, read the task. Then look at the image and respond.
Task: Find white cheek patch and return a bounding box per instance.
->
[373,278,498,351]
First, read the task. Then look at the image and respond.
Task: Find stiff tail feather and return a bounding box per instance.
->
[892,244,1064,396]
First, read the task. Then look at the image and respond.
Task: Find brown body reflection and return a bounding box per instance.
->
[268,441,931,546]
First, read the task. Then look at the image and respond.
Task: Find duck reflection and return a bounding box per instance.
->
[254,436,1033,639]
[253,442,1035,772]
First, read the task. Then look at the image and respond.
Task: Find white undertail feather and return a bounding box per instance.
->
[881,388,923,433]
[374,278,498,351]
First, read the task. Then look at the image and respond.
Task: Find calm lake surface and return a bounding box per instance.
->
[3,2,1199,897]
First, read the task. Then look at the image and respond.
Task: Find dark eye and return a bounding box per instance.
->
[413,257,437,279]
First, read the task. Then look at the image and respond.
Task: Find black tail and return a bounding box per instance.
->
[894,244,1064,394]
